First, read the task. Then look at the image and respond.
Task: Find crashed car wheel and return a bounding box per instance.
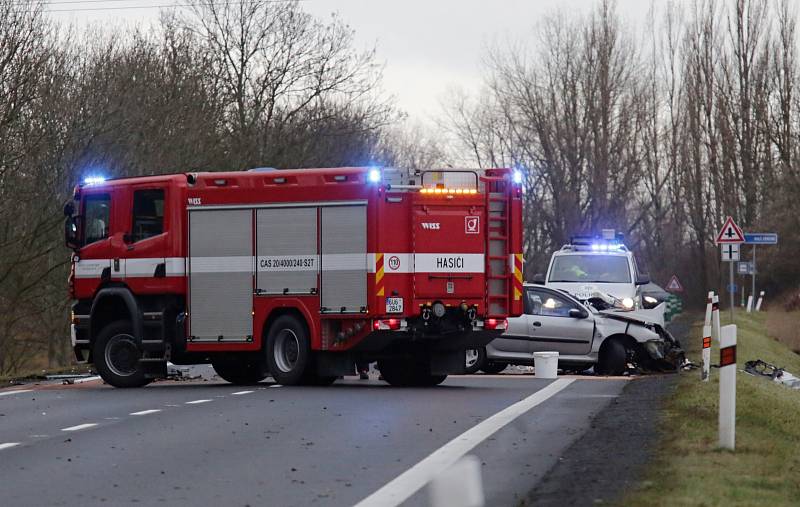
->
[464,348,486,374]
[596,339,627,376]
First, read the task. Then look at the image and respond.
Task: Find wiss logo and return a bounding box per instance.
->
[421,223,441,230]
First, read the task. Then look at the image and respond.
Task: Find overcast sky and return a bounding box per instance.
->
[50,0,657,121]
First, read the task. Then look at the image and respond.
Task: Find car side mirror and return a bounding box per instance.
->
[532,273,545,284]
[635,273,650,286]
[569,308,588,319]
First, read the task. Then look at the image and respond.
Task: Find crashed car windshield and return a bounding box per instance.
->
[549,255,631,283]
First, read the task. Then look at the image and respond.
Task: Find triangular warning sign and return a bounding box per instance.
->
[715,216,745,244]
[666,275,684,292]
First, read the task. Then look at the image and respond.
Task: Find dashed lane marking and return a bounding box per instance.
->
[0,389,33,397]
[130,409,162,416]
[0,443,21,450]
[354,378,575,507]
[269,385,282,388]
[61,423,98,432]
[231,391,254,395]
[185,399,212,405]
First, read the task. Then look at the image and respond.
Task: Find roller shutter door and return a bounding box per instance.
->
[188,209,253,342]
[320,205,367,313]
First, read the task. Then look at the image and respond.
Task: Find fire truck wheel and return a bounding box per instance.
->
[211,357,268,385]
[464,348,486,374]
[377,358,447,387]
[93,320,150,388]
[266,315,311,385]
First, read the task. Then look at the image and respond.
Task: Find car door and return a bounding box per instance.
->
[492,288,537,357]
[528,288,595,355]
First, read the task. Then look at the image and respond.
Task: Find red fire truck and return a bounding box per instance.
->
[63,167,523,387]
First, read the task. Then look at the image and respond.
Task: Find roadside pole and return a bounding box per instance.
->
[702,325,711,382]
[704,291,714,326]
[756,291,765,311]
[746,295,753,313]
[729,261,735,322]
[716,217,745,324]
[752,244,756,309]
[711,295,721,343]
[719,325,737,450]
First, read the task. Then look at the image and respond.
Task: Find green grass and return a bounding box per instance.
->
[624,312,800,506]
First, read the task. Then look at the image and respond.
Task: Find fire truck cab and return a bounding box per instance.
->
[64,167,523,387]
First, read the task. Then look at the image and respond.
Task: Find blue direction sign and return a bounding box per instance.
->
[744,233,778,244]
[727,283,738,293]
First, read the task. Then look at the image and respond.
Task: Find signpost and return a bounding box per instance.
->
[716,217,745,322]
[744,233,778,313]
[666,275,684,292]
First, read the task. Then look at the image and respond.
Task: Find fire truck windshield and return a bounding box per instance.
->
[83,193,111,245]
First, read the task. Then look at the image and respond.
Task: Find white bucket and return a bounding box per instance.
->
[533,351,559,379]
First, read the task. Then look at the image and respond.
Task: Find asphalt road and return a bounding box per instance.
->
[0,371,628,507]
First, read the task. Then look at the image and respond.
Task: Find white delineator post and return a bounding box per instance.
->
[756,291,765,311]
[704,291,714,326]
[428,455,484,507]
[711,294,721,343]
[718,325,737,450]
[746,295,753,313]
[702,325,711,382]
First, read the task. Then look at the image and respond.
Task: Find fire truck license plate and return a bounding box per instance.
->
[386,297,403,313]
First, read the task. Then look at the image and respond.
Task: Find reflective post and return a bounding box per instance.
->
[719,325,737,450]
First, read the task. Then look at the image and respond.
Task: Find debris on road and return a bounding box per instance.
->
[744,359,800,390]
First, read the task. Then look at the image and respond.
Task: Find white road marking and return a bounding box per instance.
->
[269,385,282,388]
[354,378,575,507]
[165,404,180,407]
[130,409,162,416]
[0,389,33,397]
[61,423,98,432]
[231,390,254,395]
[185,399,212,404]
[0,443,21,450]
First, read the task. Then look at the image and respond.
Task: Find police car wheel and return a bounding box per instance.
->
[212,357,268,385]
[266,315,311,385]
[93,320,150,388]
[464,348,486,374]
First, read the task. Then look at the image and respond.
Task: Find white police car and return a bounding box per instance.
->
[533,231,664,324]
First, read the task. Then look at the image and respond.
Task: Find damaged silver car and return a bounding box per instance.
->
[464,284,684,375]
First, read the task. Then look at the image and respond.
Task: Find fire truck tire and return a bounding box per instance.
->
[211,358,268,385]
[93,320,150,388]
[377,358,447,387]
[266,315,311,385]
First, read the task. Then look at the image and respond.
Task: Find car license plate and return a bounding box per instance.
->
[386,297,403,313]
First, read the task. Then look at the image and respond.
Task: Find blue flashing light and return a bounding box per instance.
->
[84,175,106,186]
[367,168,381,183]
[512,170,523,185]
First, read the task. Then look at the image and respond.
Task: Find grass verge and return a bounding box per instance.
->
[623,311,800,506]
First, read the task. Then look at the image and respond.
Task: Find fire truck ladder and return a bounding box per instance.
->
[483,177,511,319]
[138,311,169,378]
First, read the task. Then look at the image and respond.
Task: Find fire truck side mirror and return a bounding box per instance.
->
[63,202,75,217]
[64,217,79,250]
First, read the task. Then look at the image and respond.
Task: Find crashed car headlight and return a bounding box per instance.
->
[621,297,635,310]
[644,296,658,304]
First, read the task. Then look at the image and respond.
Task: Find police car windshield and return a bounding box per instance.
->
[549,255,631,283]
